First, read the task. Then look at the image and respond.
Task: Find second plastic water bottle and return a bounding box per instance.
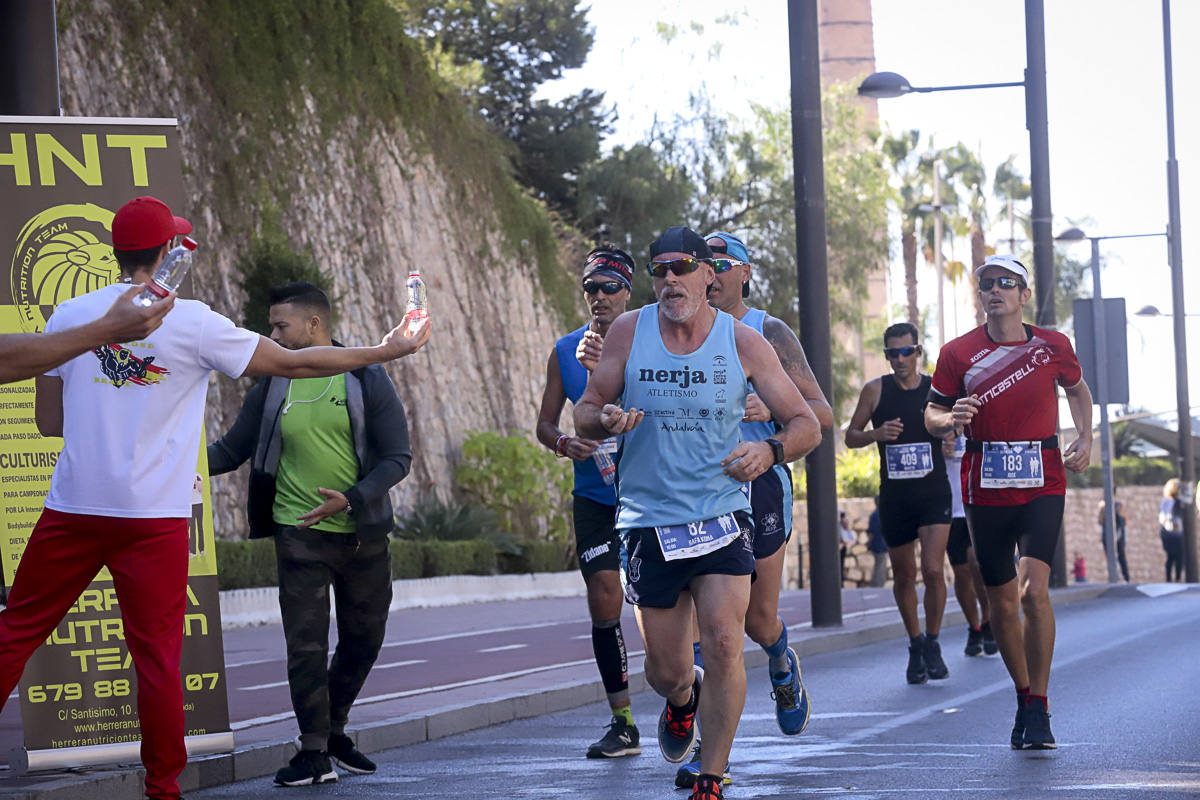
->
[593,444,617,486]
[404,271,428,336]
[136,237,197,306]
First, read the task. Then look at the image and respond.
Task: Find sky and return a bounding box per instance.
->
[537,0,1200,422]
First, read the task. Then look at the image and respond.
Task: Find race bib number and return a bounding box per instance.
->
[952,435,967,459]
[885,442,933,480]
[597,437,619,455]
[980,441,1044,488]
[654,513,743,562]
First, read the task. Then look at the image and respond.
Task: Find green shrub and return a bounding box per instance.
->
[456,431,573,543]
[395,497,502,541]
[234,233,336,336]
[421,540,496,577]
[215,539,278,590]
[837,447,880,498]
[390,539,423,580]
[498,541,572,573]
[1067,456,1175,489]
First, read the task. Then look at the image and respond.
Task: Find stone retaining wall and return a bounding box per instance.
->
[785,485,1182,589]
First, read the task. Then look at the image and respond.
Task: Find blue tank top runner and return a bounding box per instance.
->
[736,307,793,533]
[555,325,617,506]
[616,305,751,530]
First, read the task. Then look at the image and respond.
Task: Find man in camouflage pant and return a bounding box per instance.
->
[208,282,412,786]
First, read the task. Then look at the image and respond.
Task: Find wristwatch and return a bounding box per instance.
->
[344,500,354,516]
[765,438,786,465]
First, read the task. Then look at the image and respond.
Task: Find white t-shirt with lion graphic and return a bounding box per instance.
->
[43,283,259,518]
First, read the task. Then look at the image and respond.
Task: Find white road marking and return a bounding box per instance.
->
[231,649,648,731]
[238,679,289,691]
[373,659,427,670]
[478,644,528,653]
[570,634,592,640]
[381,618,592,649]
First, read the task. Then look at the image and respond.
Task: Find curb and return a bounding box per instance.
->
[218,571,587,628]
[0,584,1111,800]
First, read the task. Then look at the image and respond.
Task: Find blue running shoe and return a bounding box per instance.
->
[769,647,811,735]
[658,666,702,763]
[674,742,732,789]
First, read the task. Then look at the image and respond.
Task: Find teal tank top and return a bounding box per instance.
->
[616,305,750,529]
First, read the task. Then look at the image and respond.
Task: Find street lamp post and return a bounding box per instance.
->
[1058,227,1167,583]
[1161,0,1197,582]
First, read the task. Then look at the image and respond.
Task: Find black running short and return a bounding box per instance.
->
[878,491,952,549]
[946,517,972,566]
[572,496,620,578]
[620,510,755,609]
[748,464,791,560]
[964,494,1065,586]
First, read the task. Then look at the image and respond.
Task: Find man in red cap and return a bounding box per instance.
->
[0,196,431,800]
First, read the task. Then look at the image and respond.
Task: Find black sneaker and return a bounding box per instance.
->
[923,636,949,680]
[674,742,732,789]
[1010,694,1027,749]
[906,637,928,684]
[586,715,642,758]
[981,621,999,655]
[274,749,337,786]
[658,666,702,763]
[328,733,376,775]
[964,627,984,656]
[1022,696,1057,750]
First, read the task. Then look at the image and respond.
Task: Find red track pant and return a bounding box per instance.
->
[0,509,188,800]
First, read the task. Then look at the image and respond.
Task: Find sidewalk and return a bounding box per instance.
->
[0,582,1110,800]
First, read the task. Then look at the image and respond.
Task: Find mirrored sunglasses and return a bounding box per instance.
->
[582,280,624,295]
[978,276,1023,291]
[647,256,709,278]
[883,345,920,359]
[710,258,745,274]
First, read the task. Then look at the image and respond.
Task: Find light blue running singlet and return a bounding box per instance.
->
[616,305,750,530]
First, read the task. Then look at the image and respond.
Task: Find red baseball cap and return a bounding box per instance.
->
[111,196,192,251]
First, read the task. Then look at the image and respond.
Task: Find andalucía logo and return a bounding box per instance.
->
[10,203,120,333]
[93,343,169,388]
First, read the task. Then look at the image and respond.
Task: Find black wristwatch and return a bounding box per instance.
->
[765,438,786,465]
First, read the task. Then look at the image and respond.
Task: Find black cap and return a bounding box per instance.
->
[649,226,712,261]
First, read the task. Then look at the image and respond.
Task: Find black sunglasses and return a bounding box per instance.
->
[583,280,624,295]
[978,276,1024,291]
[647,257,710,278]
[883,345,920,359]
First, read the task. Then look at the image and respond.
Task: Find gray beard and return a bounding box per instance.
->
[661,292,704,323]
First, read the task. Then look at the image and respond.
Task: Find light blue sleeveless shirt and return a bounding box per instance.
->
[616,305,750,530]
[737,307,793,532]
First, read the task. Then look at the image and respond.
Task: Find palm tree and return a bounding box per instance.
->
[943,144,989,325]
[881,129,928,327]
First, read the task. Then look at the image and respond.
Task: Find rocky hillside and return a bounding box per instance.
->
[56,0,585,535]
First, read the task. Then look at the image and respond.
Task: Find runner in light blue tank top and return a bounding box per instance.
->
[617,304,750,530]
[571,226,822,793]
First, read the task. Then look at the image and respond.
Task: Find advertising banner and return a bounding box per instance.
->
[0,116,233,770]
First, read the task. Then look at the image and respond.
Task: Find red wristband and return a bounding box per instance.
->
[554,434,569,457]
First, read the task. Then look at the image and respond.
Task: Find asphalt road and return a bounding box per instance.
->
[191,585,1200,800]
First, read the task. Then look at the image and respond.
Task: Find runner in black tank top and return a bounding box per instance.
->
[846,323,952,685]
[872,374,949,498]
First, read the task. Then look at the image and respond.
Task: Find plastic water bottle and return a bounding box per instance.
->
[135,237,197,306]
[593,448,617,485]
[404,271,428,336]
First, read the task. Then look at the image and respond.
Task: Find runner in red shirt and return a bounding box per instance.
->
[925,255,1093,751]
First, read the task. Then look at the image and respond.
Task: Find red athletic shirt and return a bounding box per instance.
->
[929,324,1082,506]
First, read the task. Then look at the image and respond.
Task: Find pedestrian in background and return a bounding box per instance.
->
[838,510,856,583]
[867,497,888,587]
[1097,490,1130,582]
[1159,478,1184,582]
[1071,552,1087,583]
